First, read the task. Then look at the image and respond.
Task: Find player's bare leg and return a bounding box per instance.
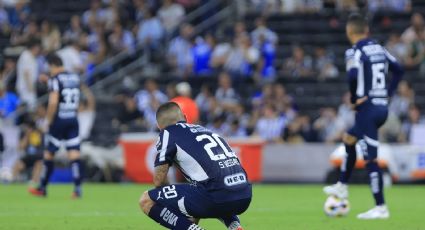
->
[31,160,42,185]
[139,191,204,230]
[69,150,83,198]
[29,151,54,197]
[323,133,356,199]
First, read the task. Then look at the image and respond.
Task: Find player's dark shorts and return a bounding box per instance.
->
[46,118,80,153]
[148,184,252,219]
[21,154,43,167]
[347,103,388,160]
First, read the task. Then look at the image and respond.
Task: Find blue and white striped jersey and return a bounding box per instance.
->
[345,38,403,106]
[155,121,252,203]
[48,72,81,120]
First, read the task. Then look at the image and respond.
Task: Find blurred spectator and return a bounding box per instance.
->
[254,104,286,143]
[0,58,17,93]
[215,72,240,109]
[280,0,301,13]
[226,119,247,137]
[113,93,145,132]
[63,15,84,44]
[252,83,274,109]
[234,21,248,38]
[82,0,106,26]
[192,35,214,75]
[16,39,41,111]
[368,0,411,12]
[210,36,232,70]
[108,23,135,54]
[283,114,314,143]
[299,0,323,13]
[224,34,259,77]
[40,20,61,53]
[256,34,276,82]
[133,0,149,21]
[103,0,122,30]
[12,120,43,184]
[195,84,213,122]
[10,20,40,46]
[206,115,230,136]
[400,104,425,142]
[79,85,96,141]
[251,17,278,48]
[135,79,168,131]
[314,46,338,80]
[389,80,415,119]
[281,45,313,77]
[0,81,19,118]
[172,82,199,124]
[158,0,185,34]
[0,3,9,32]
[137,8,164,49]
[273,84,296,122]
[8,0,30,29]
[250,0,281,15]
[166,82,178,99]
[401,13,425,44]
[167,24,193,77]
[313,107,345,143]
[336,0,359,12]
[57,40,84,74]
[385,32,408,64]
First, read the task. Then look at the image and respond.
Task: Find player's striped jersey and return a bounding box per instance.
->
[155,121,252,203]
[345,38,402,106]
[48,72,81,119]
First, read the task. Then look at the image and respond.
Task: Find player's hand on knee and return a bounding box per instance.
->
[139,191,155,215]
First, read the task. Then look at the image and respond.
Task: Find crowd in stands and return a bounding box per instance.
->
[0,0,424,167]
[240,0,412,15]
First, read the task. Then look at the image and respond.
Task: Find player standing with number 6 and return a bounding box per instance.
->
[324,14,403,219]
[29,53,86,199]
[139,102,252,230]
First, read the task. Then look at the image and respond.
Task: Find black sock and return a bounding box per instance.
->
[339,144,356,184]
[366,161,385,206]
[221,215,240,228]
[71,159,82,194]
[39,160,54,191]
[148,203,203,230]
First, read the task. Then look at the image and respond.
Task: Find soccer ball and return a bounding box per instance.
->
[0,167,13,183]
[324,196,350,217]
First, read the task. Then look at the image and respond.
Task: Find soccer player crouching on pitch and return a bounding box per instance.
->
[139,102,252,230]
[324,14,403,219]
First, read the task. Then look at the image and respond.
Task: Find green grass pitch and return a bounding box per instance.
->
[1,184,424,229]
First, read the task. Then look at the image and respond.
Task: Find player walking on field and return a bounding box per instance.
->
[139,102,252,230]
[324,14,403,219]
[29,54,87,198]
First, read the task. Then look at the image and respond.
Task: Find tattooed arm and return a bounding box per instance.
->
[153,164,170,188]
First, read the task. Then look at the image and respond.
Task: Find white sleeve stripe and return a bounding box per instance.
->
[364,135,379,147]
[159,130,169,162]
[384,49,397,62]
[53,79,59,91]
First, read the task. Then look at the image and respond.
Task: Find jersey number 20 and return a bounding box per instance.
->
[196,133,236,161]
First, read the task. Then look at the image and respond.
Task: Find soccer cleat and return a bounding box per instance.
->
[357,205,389,219]
[323,182,348,199]
[71,191,82,199]
[28,187,46,197]
[228,221,243,230]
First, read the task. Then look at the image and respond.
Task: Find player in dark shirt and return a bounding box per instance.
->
[139,102,252,230]
[324,14,403,219]
[29,54,86,198]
